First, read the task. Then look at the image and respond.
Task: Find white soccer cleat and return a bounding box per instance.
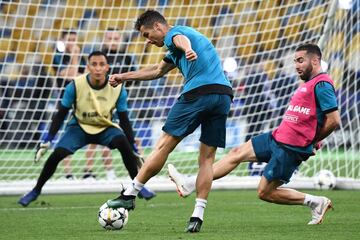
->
[168,164,194,198]
[308,197,333,225]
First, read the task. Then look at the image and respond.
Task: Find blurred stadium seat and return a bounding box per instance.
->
[305,5,326,34]
[258,18,281,51]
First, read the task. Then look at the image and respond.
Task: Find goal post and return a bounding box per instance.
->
[0,0,359,195]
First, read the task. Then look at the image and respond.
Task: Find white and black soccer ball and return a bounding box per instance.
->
[314,169,336,190]
[98,203,129,230]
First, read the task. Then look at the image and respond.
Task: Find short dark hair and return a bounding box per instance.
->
[135,10,167,31]
[61,29,77,38]
[88,51,109,63]
[296,43,322,59]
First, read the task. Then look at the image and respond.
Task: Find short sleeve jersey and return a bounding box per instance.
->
[163,26,231,94]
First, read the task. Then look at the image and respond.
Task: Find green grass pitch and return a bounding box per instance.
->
[0,190,359,240]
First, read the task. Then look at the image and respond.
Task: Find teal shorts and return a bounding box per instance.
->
[251,132,309,183]
[163,94,231,148]
[56,124,124,153]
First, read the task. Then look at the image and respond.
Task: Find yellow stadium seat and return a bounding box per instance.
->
[81,30,100,44]
[198,28,214,40]
[215,25,236,37]
[0,38,13,59]
[126,35,147,55]
[236,22,259,59]
[283,15,303,43]
[145,0,164,8]
[258,18,280,51]
[60,5,85,19]
[141,52,165,66]
[60,19,79,30]
[306,5,326,33]
[335,9,346,22]
[329,67,342,89]
[346,33,360,59]
[1,2,18,15]
[326,32,345,55]
[14,39,37,63]
[101,19,128,31]
[257,0,280,20]
[27,4,40,16]
[120,8,143,22]
[263,59,278,80]
[37,41,55,68]
[346,33,360,72]
[187,6,214,28]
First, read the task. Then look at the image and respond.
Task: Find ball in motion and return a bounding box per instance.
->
[314,169,336,190]
[98,203,129,230]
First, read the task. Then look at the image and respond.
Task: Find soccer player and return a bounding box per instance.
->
[18,51,155,207]
[169,43,340,225]
[82,28,140,180]
[107,10,233,232]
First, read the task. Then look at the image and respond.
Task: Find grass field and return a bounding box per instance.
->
[0,190,359,240]
[1,149,359,181]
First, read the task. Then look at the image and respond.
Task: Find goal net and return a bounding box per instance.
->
[0,0,359,194]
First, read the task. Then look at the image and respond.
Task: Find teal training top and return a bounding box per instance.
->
[163,25,231,94]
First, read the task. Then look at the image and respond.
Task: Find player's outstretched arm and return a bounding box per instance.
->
[34,105,70,163]
[109,60,176,87]
[314,110,340,144]
[172,35,197,61]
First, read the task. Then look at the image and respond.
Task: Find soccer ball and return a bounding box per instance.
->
[314,170,336,190]
[98,203,129,230]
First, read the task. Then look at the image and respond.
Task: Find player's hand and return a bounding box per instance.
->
[34,142,50,163]
[109,74,125,87]
[185,49,197,61]
[315,141,322,150]
[311,141,322,155]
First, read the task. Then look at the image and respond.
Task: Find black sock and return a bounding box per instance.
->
[33,147,71,193]
[109,136,138,179]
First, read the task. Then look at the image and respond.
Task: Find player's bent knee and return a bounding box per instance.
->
[53,147,72,161]
[257,188,272,202]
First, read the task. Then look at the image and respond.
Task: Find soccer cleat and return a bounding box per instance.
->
[168,164,194,198]
[138,186,156,200]
[18,190,40,207]
[186,217,203,233]
[107,191,136,210]
[65,174,76,180]
[308,197,333,225]
[82,170,96,179]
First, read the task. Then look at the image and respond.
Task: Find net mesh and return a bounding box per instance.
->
[0,0,359,188]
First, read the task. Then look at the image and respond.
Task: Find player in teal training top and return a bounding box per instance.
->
[107,10,233,233]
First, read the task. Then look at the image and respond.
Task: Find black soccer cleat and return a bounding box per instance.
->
[107,190,136,210]
[186,217,203,233]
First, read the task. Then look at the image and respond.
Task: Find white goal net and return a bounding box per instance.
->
[0,0,359,194]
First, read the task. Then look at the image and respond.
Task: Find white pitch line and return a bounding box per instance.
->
[0,206,98,211]
[0,201,262,212]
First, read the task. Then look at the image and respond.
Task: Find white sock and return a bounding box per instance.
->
[191,198,207,221]
[303,194,321,208]
[106,169,117,180]
[124,178,143,196]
